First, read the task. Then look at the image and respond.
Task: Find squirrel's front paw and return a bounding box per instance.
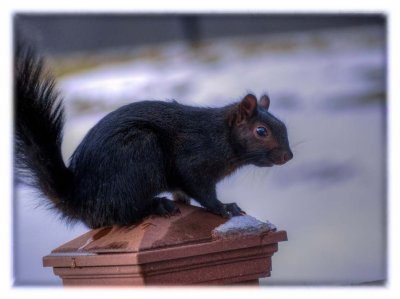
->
[220,203,246,218]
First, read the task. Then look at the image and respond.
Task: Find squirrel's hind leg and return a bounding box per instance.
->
[172,191,191,205]
[151,197,181,217]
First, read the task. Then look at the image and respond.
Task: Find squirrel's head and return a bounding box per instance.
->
[227,93,293,167]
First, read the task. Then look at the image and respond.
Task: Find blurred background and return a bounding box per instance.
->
[14,14,386,286]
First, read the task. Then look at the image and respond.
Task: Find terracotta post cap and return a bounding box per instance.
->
[43,203,287,286]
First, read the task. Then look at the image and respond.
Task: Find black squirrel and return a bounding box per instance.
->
[15,45,293,229]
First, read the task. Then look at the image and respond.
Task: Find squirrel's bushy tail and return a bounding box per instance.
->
[15,43,75,218]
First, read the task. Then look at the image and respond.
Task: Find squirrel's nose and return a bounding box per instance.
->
[282,150,293,162]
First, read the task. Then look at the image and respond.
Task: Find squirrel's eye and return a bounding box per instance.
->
[256,126,268,137]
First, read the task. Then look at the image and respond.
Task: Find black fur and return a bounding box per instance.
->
[15,47,293,229]
[15,45,74,217]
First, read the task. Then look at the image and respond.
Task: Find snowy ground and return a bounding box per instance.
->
[14,25,386,285]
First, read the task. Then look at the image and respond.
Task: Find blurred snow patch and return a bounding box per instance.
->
[212,215,276,240]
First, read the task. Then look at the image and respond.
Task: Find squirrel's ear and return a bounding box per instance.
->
[259,94,270,110]
[238,94,257,122]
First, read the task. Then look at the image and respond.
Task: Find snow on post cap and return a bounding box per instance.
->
[211,215,277,240]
